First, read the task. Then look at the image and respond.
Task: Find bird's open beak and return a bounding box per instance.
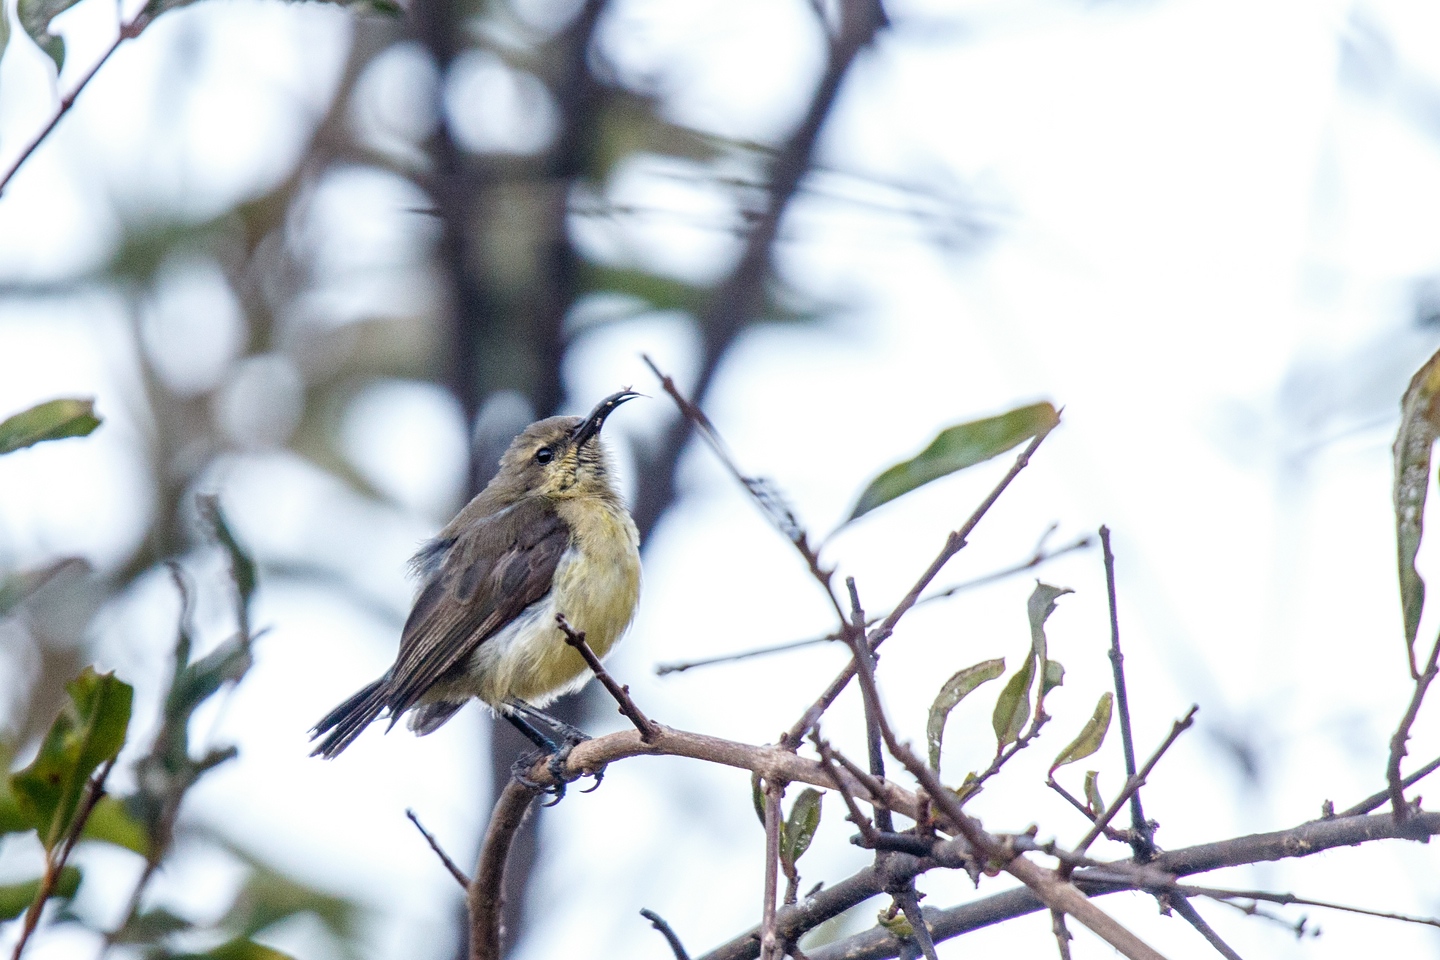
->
[571,390,640,447]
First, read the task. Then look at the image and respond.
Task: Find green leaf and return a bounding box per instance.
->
[991,654,1035,750]
[0,398,100,455]
[15,0,72,71]
[112,906,192,943]
[875,906,914,939]
[780,788,822,867]
[1083,771,1104,814]
[1394,348,1440,656]
[1050,693,1114,774]
[847,402,1059,521]
[0,866,80,920]
[220,859,356,942]
[751,772,766,827]
[197,495,256,630]
[0,4,11,67]
[949,772,981,804]
[10,667,132,850]
[1026,583,1072,662]
[191,939,295,960]
[81,794,149,855]
[926,658,1005,769]
[1041,659,1065,696]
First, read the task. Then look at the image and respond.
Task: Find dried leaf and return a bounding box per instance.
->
[1394,348,1440,655]
[847,402,1059,521]
[1050,693,1114,774]
[991,654,1034,749]
[926,658,1005,769]
[0,398,100,455]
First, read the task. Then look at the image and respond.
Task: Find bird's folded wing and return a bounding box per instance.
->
[384,498,571,717]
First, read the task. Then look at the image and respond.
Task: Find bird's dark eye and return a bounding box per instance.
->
[535,446,554,464]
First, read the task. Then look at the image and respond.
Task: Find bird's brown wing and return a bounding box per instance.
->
[382,497,571,720]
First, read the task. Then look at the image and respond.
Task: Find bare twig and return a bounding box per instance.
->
[653,532,1091,676]
[785,427,1056,747]
[1179,883,1440,929]
[406,809,471,889]
[643,355,845,622]
[1050,909,1074,960]
[468,779,541,960]
[1075,707,1197,856]
[843,579,892,833]
[0,12,152,197]
[1169,897,1244,960]
[556,614,659,742]
[1387,625,1440,822]
[11,757,116,960]
[761,779,785,960]
[641,908,694,960]
[1100,526,1154,859]
[811,732,878,845]
[1341,752,1440,816]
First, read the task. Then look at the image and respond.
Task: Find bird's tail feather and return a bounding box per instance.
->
[310,678,388,759]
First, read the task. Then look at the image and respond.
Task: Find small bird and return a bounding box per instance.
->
[310,390,642,781]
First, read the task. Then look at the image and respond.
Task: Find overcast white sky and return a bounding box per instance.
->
[4,1,1440,958]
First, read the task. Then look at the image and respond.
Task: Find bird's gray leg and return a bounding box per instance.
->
[504,699,605,799]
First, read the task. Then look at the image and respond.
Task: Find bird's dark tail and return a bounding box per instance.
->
[310,678,389,759]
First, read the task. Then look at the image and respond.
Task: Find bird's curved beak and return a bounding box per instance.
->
[571,390,641,447]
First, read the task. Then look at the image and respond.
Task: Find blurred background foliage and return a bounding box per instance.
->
[5,0,1440,958]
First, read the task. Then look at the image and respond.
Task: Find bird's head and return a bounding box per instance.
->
[492,390,640,502]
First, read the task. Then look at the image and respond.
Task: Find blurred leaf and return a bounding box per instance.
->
[948,772,981,805]
[81,795,149,855]
[1041,660,1065,696]
[0,557,90,616]
[847,402,1059,521]
[0,6,10,67]
[0,398,100,455]
[1394,348,1440,655]
[172,940,295,960]
[15,0,73,71]
[926,658,1005,769]
[113,906,192,943]
[991,654,1034,750]
[1050,693,1113,775]
[11,667,132,850]
[591,92,725,181]
[197,495,256,628]
[579,264,706,316]
[0,790,26,833]
[781,788,822,868]
[0,866,80,920]
[222,861,355,942]
[1083,771,1104,814]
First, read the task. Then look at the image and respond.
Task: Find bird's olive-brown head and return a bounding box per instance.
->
[490,390,639,502]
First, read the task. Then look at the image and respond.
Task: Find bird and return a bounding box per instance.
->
[310,389,642,789]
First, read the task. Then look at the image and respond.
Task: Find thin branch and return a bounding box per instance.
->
[11,757,116,960]
[1169,897,1244,960]
[0,12,151,197]
[468,779,541,960]
[1341,751,1440,816]
[641,908,694,960]
[1074,707,1197,856]
[811,732,878,845]
[1100,526,1154,859]
[785,426,1056,747]
[892,888,939,960]
[1179,883,1440,929]
[843,579,892,833]
[1387,623,1440,822]
[556,614,659,742]
[406,809,471,889]
[1050,910,1074,960]
[643,355,845,623]
[653,533,1091,677]
[761,779,785,960]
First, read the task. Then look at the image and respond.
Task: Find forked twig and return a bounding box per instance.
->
[1074,707,1198,857]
